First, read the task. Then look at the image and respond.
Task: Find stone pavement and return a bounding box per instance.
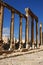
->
[0,46,43,60]
[0,46,43,65]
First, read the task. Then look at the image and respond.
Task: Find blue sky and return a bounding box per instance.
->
[2,0,43,40]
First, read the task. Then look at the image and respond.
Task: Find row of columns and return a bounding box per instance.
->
[0,5,38,50]
[25,8,38,49]
[0,4,42,50]
[31,17,38,48]
[10,11,42,49]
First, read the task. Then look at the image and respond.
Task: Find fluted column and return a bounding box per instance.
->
[25,8,29,49]
[36,21,38,47]
[31,17,34,49]
[0,5,4,50]
[19,15,22,49]
[40,23,42,45]
[10,12,14,50]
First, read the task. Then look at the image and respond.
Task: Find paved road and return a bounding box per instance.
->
[0,51,43,65]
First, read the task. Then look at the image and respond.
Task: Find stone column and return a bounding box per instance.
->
[19,15,22,49]
[10,12,14,50]
[42,32,43,45]
[31,17,34,49]
[25,8,29,49]
[36,21,38,48]
[0,5,4,50]
[40,23,42,45]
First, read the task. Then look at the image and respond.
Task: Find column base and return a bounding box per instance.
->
[19,43,22,50]
[32,45,35,49]
[10,41,15,50]
[0,40,3,50]
[29,47,32,50]
[37,44,39,48]
[26,43,29,49]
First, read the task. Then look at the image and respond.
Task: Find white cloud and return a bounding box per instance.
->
[2,27,10,37]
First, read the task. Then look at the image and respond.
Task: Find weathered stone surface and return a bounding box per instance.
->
[25,8,29,49]
[31,17,34,48]
[19,15,22,49]
[40,23,42,45]
[36,21,38,47]
[10,12,14,49]
[0,4,4,50]
[0,48,43,65]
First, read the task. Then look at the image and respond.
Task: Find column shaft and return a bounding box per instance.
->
[19,16,22,49]
[0,5,4,50]
[40,24,42,45]
[31,18,34,47]
[0,5,4,40]
[10,12,14,49]
[25,8,29,49]
[36,21,38,47]
[25,17,29,49]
